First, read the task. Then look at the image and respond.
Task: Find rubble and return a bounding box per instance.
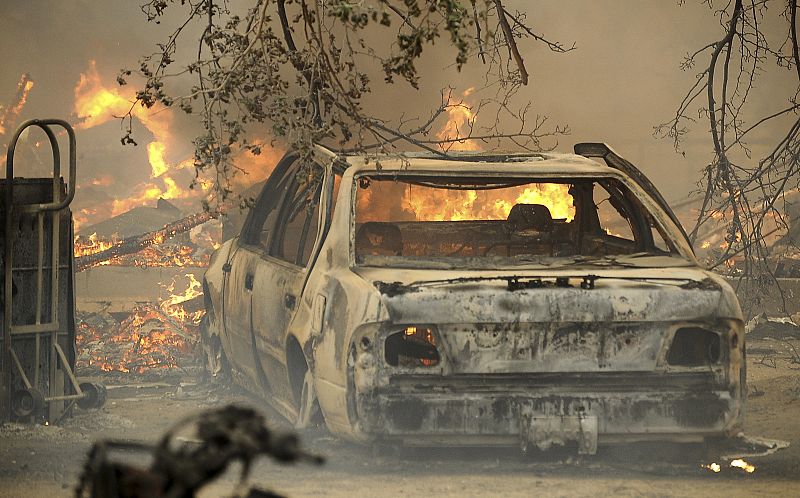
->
[76,274,205,375]
[76,305,201,375]
[744,314,800,340]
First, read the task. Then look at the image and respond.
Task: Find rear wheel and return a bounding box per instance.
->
[287,339,322,429]
[200,315,230,382]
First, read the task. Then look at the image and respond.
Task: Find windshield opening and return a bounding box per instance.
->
[353,175,677,267]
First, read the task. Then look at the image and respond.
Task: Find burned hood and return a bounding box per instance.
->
[353,265,742,324]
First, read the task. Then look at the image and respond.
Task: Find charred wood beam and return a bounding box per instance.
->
[75,211,216,272]
[0,73,34,136]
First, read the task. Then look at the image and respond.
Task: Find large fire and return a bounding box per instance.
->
[71,60,282,228]
[402,183,575,222]
[72,60,198,224]
[423,87,574,221]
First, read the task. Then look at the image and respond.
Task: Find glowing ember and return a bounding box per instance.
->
[76,274,205,374]
[701,460,756,474]
[730,459,756,473]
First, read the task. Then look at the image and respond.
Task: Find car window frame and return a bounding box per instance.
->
[266,160,327,269]
[348,169,694,266]
[239,153,299,250]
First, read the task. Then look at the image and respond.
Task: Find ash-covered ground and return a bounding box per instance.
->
[1,329,799,498]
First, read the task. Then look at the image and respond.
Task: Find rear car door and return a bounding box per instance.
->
[251,161,325,403]
[222,154,296,388]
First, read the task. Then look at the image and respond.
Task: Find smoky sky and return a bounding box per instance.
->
[0,0,795,217]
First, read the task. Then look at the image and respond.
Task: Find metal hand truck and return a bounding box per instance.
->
[1,119,104,423]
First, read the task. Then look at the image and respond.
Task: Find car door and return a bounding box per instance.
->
[222,154,297,388]
[251,160,325,403]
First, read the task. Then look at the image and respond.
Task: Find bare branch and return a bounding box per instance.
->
[494,0,528,85]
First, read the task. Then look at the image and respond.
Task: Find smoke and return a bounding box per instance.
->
[0,0,794,230]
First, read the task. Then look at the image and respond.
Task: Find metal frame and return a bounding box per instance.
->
[2,119,83,421]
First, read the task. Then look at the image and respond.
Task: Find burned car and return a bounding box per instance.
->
[201,143,745,454]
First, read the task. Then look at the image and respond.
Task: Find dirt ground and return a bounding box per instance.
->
[1,335,799,498]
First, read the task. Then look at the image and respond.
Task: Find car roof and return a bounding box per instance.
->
[315,146,616,176]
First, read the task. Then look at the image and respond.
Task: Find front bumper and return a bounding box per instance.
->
[354,372,742,452]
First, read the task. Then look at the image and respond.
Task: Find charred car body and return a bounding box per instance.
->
[201,144,745,454]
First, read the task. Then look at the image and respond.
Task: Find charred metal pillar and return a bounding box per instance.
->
[1,119,81,423]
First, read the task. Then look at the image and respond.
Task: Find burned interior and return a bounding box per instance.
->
[353,174,676,265]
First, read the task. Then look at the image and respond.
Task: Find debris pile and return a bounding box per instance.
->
[76,274,205,375]
[745,313,800,340]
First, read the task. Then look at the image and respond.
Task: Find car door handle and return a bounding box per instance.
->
[244,273,254,290]
[284,293,296,310]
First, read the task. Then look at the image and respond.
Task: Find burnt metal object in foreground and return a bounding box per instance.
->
[75,404,323,498]
[1,119,100,423]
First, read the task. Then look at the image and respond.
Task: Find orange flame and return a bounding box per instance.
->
[76,274,205,374]
[403,183,575,222]
[74,232,119,257]
[437,88,479,151]
[73,60,196,216]
[160,273,205,325]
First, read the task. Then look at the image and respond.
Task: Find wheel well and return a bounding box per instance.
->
[286,336,307,405]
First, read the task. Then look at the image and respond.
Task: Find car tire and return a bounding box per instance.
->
[295,368,320,430]
[200,315,230,382]
[287,342,323,430]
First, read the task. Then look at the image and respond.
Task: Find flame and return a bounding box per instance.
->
[160,273,205,324]
[110,183,165,217]
[73,61,197,217]
[148,141,169,177]
[402,183,575,222]
[71,60,284,232]
[701,460,756,474]
[76,274,205,374]
[74,232,119,257]
[75,240,212,269]
[730,459,756,473]
[437,88,479,151]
